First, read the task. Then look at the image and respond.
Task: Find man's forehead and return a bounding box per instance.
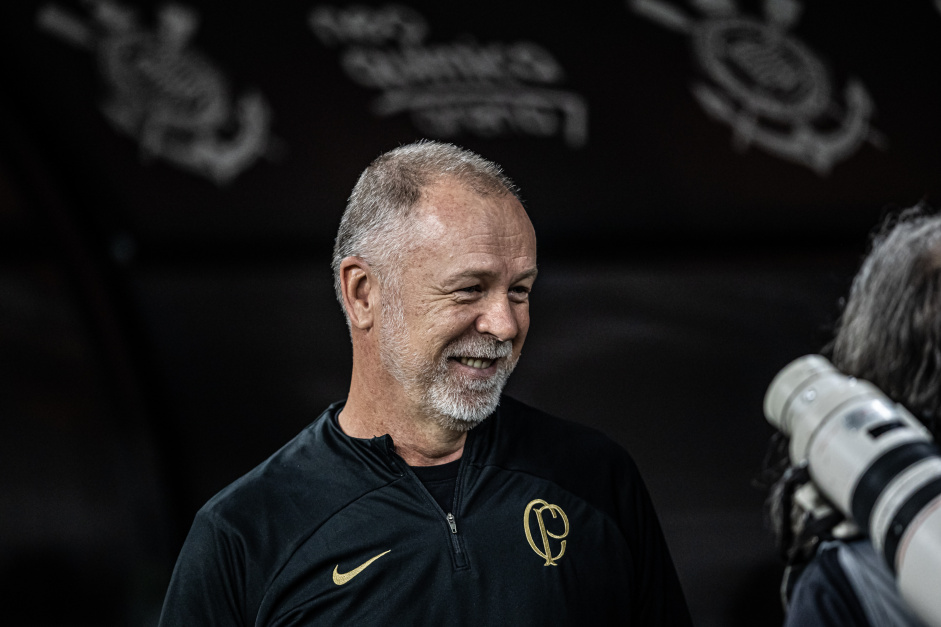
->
[413,179,531,234]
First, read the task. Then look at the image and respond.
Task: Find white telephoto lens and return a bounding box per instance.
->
[765,355,941,627]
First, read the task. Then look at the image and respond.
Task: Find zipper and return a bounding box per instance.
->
[444,511,467,567]
[389,453,469,569]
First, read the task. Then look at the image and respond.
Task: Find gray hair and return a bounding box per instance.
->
[832,205,941,428]
[331,140,520,325]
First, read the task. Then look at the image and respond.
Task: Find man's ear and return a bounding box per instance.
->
[339,257,376,330]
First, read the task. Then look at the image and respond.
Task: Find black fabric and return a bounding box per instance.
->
[784,539,928,627]
[785,544,872,627]
[412,459,460,514]
[158,396,692,626]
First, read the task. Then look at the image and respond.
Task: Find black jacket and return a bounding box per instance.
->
[785,539,925,627]
[158,396,692,625]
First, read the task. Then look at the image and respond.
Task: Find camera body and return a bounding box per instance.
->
[765,355,941,627]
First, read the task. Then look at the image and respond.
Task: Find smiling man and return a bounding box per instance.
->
[158,141,692,626]
[337,159,537,461]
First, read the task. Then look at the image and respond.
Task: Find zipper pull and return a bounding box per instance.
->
[446,512,458,534]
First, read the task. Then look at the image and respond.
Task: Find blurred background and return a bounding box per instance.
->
[1,0,939,624]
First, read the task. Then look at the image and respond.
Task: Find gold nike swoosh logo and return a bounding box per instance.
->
[332,550,392,585]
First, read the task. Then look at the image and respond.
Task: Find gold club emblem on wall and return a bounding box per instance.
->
[524,499,570,566]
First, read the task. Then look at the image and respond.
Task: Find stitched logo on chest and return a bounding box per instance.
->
[332,550,391,585]
[524,499,570,566]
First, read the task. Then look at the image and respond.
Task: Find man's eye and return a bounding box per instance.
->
[457,285,482,294]
[510,286,531,297]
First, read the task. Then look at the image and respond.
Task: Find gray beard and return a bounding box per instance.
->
[378,292,518,430]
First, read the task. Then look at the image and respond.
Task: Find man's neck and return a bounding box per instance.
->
[340,378,467,467]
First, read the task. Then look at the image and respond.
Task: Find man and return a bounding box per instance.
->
[158,140,692,625]
[765,206,941,626]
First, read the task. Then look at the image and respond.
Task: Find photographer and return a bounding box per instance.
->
[763,206,941,626]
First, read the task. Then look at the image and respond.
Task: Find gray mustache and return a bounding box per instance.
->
[445,337,513,360]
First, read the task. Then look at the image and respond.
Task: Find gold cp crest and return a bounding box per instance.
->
[523,499,570,566]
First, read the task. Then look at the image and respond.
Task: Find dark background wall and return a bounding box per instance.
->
[1,1,939,625]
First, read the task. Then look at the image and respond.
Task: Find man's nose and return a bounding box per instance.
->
[475,294,519,342]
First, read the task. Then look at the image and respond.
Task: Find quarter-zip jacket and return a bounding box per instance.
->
[158,396,692,626]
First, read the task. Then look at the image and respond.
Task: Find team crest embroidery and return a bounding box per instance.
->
[37,1,273,185]
[628,0,883,175]
[524,499,570,566]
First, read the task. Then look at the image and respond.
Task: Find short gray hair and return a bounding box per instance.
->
[331,140,520,323]
[832,205,941,429]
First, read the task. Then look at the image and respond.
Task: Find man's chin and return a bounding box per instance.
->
[426,389,502,431]
[434,413,485,433]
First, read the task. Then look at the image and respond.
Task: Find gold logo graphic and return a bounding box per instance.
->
[524,499,570,566]
[332,550,391,585]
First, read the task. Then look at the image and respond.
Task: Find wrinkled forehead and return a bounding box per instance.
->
[413,179,533,238]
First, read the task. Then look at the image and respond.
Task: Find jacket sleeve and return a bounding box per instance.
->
[618,454,694,626]
[784,545,872,627]
[158,510,249,627]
